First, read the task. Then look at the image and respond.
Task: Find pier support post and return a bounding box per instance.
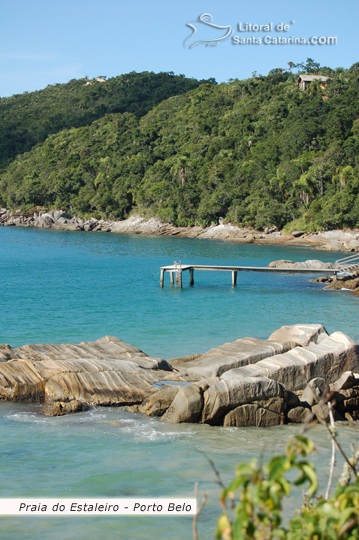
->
[232,270,237,287]
[175,270,183,288]
[160,269,165,288]
[189,268,194,286]
[170,272,174,285]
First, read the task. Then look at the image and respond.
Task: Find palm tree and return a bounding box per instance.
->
[294,172,315,207]
[173,155,191,185]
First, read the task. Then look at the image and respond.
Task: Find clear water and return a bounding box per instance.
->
[1,227,359,355]
[1,227,359,540]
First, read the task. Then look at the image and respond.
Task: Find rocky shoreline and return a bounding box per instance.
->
[1,208,359,253]
[268,260,359,294]
[1,325,358,427]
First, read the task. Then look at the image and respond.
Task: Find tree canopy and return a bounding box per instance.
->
[1,61,358,231]
[0,71,214,170]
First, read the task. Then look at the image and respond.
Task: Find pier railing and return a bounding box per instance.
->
[335,253,359,272]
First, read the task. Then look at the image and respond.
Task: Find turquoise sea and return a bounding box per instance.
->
[1,226,359,540]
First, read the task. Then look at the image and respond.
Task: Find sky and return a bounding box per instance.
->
[1,0,358,97]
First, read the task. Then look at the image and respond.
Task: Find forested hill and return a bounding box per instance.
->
[0,71,214,169]
[1,63,359,232]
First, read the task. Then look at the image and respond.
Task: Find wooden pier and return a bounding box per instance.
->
[160,264,338,288]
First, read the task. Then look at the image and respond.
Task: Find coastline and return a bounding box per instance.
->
[2,209,359,253]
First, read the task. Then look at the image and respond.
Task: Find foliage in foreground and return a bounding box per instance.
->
[216,435,359,540]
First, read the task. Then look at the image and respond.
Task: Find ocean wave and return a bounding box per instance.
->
[6,412,54,424]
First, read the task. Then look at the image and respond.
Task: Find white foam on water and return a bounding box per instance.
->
[87,412,108,420]
[115,414,196,442]
[6,413,53,424]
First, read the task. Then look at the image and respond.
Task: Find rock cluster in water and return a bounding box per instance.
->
[268,260,359,295]
[1,325,358,427]
[1,208,359,252]
[311,269,359,294]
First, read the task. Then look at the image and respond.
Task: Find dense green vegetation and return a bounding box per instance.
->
[1,61,359,231]
[0,71,213,170]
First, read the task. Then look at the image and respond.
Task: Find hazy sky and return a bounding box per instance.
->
[1,0,358,96]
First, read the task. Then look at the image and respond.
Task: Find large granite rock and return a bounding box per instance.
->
[138,386,179,416]
[111,216,166,235]
[180,338,292,379]
[161,384,204,424]
[268,324,328,347]
[287,406,313,424]
[267,259,334,270]
[223,397,285,427]
[53,211,73,221]
[37,215,54,228]
[201,376,285,424]
[331,371,359,391]
[0,336,175,405]
[161,379,217,424]
[301,378,326,406]
[223,402,282,428]
[219,332,359,391]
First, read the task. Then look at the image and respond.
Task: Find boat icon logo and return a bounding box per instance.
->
[184,13,233,49]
